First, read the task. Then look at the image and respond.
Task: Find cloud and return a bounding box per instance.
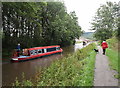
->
[64,0,119,32]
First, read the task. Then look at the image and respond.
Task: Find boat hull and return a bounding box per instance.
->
[11,50,62,62]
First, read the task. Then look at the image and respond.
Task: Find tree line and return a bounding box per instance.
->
[91,2,120,41]
[2,2,82,52]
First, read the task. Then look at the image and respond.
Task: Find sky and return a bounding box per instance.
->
[63,0,119,32]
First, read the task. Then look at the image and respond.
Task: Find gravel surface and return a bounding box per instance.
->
[94,46,118,86]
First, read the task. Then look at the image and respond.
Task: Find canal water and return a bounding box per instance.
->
[2,42,90,86]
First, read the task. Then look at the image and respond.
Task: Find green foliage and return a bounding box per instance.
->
[106,37,118,50]
[12,77,20,86]
[115,17,120,40]
[2,2,82,58]
[106,48,119,79]
[106,48,118,71]
[114,74,120,79]
[106,38,119,71]
[78,51,96,86]
[13,43,96,86]
[12,73,33,86]
[106,38,119,79]
[91,2,119,41]
[13,78,33,86]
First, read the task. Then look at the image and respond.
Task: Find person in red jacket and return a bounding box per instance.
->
[101,40,108,55]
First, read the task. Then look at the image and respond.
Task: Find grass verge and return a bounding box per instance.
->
[106,38,119,79]
[106,49,118,71]
[77,51,96,86]
[106,48,120,79]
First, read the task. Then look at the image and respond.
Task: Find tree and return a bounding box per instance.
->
[91,2,119,41]
[2,1,82,57]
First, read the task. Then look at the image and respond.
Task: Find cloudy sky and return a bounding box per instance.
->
[63,0,119,32]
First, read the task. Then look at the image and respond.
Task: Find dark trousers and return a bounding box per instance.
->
[17,50,20,57]
[103,49,106,55]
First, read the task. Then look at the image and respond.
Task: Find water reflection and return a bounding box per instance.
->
[2,54,63,86]
[2,43,84,86]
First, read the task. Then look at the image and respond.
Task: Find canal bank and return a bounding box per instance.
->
[12,43,96,86]
[2,42,93,86]
[2,42,83,86]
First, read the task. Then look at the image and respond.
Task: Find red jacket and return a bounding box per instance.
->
[101,42,108,49]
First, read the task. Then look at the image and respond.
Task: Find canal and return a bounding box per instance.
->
[2,42,90,86]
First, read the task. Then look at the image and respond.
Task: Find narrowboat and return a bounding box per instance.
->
[11,45,63,62]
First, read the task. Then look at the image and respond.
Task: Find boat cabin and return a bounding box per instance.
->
[11,45,63,62]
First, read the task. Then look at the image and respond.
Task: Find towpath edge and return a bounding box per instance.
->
[94,46,118,86]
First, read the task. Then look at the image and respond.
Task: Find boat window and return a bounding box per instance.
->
[47,47,56,52]
[34,50,38,54]
[38,49,42,54]
[42,49,44,53]
[30,50,38,55]
[56,47,60,50]
[44,49,47,53]
[30,50,34,55]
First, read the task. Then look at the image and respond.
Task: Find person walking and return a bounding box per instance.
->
[101,40,108,55]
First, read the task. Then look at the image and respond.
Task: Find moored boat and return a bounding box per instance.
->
[11,45,63,62]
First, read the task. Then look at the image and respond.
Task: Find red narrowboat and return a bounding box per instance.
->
[11,45,63,62]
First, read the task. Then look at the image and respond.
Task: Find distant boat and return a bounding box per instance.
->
[11,45,63,62]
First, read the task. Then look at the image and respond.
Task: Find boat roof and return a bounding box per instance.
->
[28,45,60,51]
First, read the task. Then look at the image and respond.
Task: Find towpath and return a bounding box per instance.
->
[94,46,118,86]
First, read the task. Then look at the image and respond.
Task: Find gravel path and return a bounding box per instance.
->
[94,46,118,86]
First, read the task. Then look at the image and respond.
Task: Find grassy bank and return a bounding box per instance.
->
[13,43,96,86]
[106,48,118,71]
[106,37,119,78]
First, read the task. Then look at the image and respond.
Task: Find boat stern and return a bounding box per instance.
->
[11,57,19,62]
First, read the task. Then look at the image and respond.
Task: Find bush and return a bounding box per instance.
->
[106,37,118,50]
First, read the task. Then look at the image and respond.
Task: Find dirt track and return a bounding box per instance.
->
[94,46,118,86]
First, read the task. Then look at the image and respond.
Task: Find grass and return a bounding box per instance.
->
[13,43,96,86]
[106,48,120,79]
[107,37,118,51]
[77,51,96,86]
[106,48,118,71]
[106,37,119,79]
